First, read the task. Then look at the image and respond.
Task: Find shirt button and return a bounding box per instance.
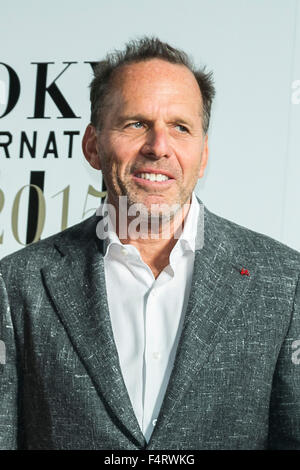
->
[152,419,157,427]
[121,248,128,256]
[152,352,161,360]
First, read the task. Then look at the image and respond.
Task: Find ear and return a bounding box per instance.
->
[82,124,101,170]
[198,134,209,178]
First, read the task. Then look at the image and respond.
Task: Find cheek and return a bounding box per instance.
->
[108,137,139,166]
[176,145,202,176]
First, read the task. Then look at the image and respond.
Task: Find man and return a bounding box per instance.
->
[1,37,300,450]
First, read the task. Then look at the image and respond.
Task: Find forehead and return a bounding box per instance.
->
[109,59,203,110]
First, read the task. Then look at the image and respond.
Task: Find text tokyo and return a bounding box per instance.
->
[0,61,97,119]
[0,62,98,159]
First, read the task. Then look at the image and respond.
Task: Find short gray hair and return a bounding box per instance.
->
[89,36,215,134]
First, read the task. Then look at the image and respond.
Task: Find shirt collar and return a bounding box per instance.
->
[175,191,199,254]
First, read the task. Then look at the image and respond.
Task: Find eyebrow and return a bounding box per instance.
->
[115,114,148,125]
[115,114,195,127]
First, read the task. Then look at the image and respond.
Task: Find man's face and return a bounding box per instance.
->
[85,59,208,215]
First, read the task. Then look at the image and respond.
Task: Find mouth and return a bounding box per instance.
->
[132,169,175,185]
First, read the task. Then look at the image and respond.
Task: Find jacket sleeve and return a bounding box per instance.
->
[0,266,19,449]
[268,272,300,449]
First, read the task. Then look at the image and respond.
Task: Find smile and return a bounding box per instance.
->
[135,172,170,182]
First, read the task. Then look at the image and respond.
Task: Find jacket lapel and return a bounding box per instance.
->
[147,203,254,448]
[41,216,146,448]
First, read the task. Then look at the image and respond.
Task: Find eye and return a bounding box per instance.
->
[127,121,144,129]
[175,124,189,133]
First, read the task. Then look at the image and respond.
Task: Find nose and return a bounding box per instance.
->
[140,125,172,159]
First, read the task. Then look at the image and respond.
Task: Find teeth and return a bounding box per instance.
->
[136,172,170,182]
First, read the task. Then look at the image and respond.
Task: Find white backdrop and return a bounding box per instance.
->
[0,0,299,257]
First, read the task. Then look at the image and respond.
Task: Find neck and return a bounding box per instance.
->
[107,196,192,278]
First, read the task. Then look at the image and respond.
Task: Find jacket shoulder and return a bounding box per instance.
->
[204,206,300,272]
[0,214,99,277]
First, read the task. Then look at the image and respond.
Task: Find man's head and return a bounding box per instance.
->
[89,37,215,135]
[83,37,215,216]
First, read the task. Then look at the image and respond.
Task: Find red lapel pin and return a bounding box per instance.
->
[240,267,250,276]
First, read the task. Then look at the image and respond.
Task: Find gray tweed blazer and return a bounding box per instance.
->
[1,200,300,450]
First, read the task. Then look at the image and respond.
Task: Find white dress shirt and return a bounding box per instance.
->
[99,193,199,443]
